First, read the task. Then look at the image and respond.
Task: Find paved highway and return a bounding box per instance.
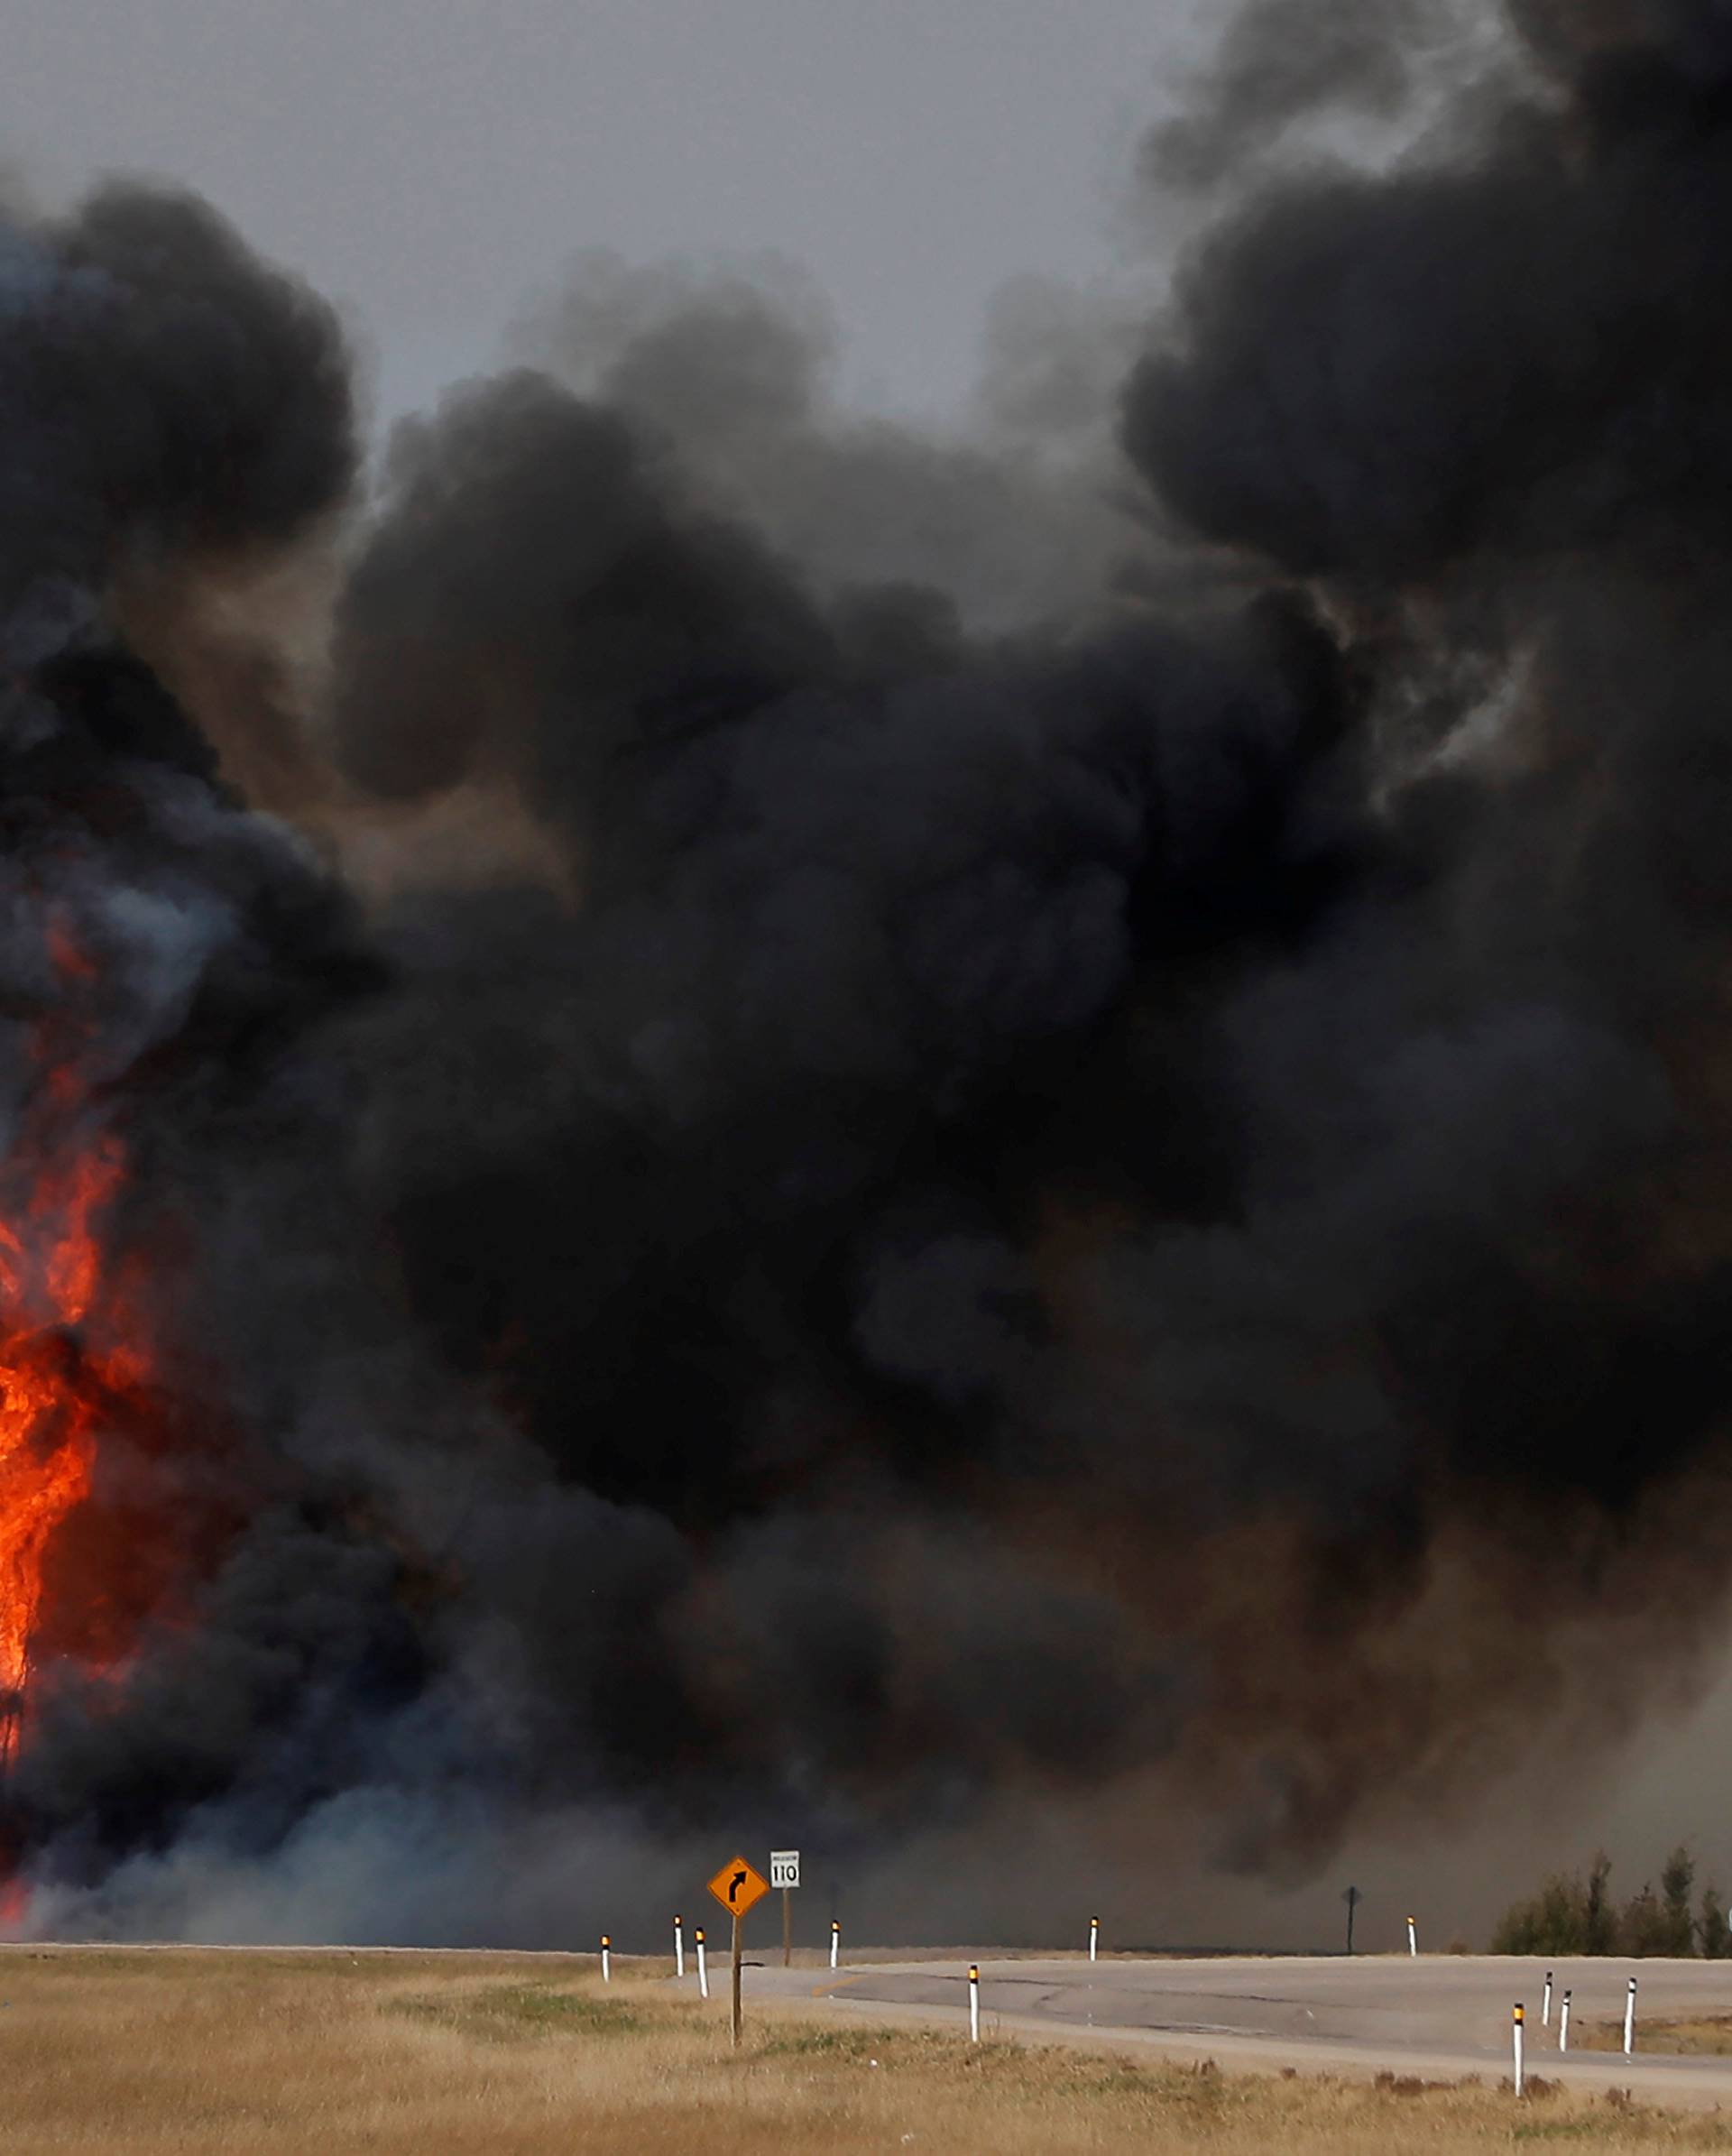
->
[742,1952,1732,2108]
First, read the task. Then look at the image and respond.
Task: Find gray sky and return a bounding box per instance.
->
[2,0,1210,428]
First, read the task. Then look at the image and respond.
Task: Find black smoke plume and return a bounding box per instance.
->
[1,2,1730,1938]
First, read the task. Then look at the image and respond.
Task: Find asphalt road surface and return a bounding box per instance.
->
[742,1953,1732,2109]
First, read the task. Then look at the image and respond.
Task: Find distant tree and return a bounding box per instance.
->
[1491,1882,1553,1955]
[1490,1897,1540,1956]
[1700,1886,1729,1960]
[1584,1851,1617,1956]
[1532,1871,1589,1953]
[1341,1884,1361,1956]
[1661,1847,1697,1958]
[1490,1847,1710,1958]
[1490,1863,1597,1956]
[1501,1897,1535,1966]
[1618,1881,1674,1958]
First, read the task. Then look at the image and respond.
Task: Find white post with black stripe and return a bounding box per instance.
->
[1559,1989,1571,2050]
[1407,1914,1417,1957]
[1513,2004,1525,2097]
[1090,1917,1099,1964]
[1624,1976,1637,2056]
[1542,1969,1552,2026]
[968,1963,981,2043]
[675,1913,685,1978]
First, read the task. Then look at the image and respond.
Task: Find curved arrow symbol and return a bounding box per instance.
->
[729,1870,747,1904]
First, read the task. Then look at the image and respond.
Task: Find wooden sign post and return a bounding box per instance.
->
[706,1855,769,2050]
[770,1850,801,1969]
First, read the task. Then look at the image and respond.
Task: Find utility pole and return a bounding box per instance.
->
[1341,1884,1362,1956]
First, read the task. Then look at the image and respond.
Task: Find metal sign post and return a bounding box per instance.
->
[771,1850,800,1969]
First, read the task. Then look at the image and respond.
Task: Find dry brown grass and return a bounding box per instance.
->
[0,1947,1727,2152]
[1579,2016,1732,2057]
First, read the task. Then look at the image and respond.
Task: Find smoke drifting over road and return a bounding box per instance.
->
[0,0,1730,1939]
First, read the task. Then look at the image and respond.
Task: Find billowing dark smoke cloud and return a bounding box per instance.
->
[4,0,1732,1941]
[1142,0,1450,194]
[0,185,352,666]
[506,250,1154,632]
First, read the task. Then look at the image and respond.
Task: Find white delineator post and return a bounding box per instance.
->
[675,1913,685,1978]
[1513,2004,1525,2097]
[1090,1917,1100,1964]
[968,1963,981,2044]
[1542,1969,1552,2026]
[1407,1915,1417,1958]
[601,1934,612,1985]
[1559,1989,1571,2051]
[696,1927,709,2000]
[830,1920,840,1971]
[1624,1976,1637,2057]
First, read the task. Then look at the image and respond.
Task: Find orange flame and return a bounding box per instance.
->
[0,914,138,1767]
[0,1141,131,1762]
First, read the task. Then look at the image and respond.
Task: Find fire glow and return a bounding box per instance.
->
[0,915,150,1772]
[0,1137,124,1761]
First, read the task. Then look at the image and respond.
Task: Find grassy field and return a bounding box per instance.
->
[0,1948,1730,2152]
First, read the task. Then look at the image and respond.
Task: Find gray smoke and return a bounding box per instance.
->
[508,250,1156,632]
[1143,0,1453,194]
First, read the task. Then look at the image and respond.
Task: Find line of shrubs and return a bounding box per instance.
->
[1490,1847,1731,1958]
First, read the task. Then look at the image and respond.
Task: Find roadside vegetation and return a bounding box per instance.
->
[1575,2015,1732,2057]
[1492,1847,1732,1958]
[0,1946,1730,2152]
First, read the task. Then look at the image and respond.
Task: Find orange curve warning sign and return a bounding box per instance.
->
[706,1856,769,1921]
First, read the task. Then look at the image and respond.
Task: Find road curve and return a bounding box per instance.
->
[742,1953,1732,2110]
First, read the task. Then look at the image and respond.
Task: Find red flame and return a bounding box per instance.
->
[0,904,245,1939]
[0,910,150,1770]
[0,1139,128,1762]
